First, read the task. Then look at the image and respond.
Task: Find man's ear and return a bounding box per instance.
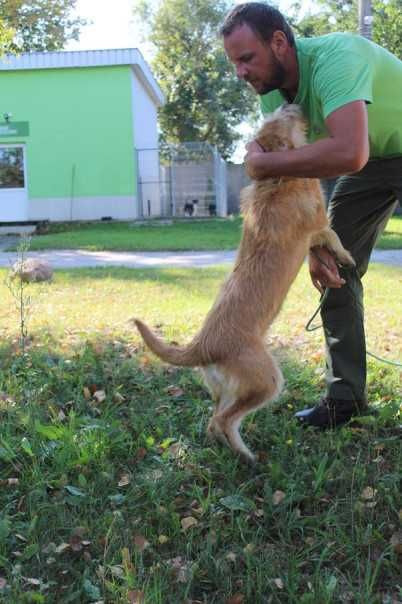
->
[270,30,289,60]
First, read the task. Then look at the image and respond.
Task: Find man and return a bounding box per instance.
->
[221,2,402,428]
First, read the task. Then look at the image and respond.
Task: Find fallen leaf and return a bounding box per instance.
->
[273,490,286,505]
[118,474,131,487]
[133,535,149,551]
[361,487,377,500]
[243,543,255,554]
[110,565,124,578]
[128,591,144,604]
[113,392,125,403]
[181,516,198,531]
[22,577,41,586]
[225,594,244,604]
[274,578,284,589]
[135,447,147,462]
[93,390,106,403]
[390,531,402,554]
[166,385,184,397]
[55,543,70,554]
[83,387,91,400]
[167,556,190,583]
[69,534,83,553]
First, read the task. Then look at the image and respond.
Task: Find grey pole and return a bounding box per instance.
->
[359,0,373,39]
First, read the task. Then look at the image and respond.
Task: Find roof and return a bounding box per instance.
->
[0,48,164,107]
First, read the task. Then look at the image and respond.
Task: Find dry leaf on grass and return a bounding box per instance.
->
[273,490,286,505]
[93,390,106,403]
[181,516,198,531]
[128,591,144,604]
[133,535,149,552]
[118,474,131,487]
[390,531,402,554]
[55,543,70,554]
[360,487,377,500]
[165,385,184,398]
[166,556,190,583]
[225,594,245,604]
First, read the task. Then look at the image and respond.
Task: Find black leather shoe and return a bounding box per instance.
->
[294,397,371,429]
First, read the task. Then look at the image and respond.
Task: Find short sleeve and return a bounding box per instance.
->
[313,51,373,118]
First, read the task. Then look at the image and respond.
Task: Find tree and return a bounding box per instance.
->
[290,0,402,58]
[0,16,14,54]
[0,0,86,52]
[133,0,258,159]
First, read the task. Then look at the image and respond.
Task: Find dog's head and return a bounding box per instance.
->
[255,104,307,152]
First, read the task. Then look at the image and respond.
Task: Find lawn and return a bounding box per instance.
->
[9,214,402,252]
[0,263,401,603]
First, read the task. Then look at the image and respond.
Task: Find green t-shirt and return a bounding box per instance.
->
[260,33,402,159]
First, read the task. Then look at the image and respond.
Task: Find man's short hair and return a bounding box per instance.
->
[220,2,295,47]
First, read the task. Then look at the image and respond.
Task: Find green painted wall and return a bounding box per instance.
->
[0,65,136,198]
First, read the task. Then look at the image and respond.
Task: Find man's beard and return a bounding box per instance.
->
[248,59,286,95]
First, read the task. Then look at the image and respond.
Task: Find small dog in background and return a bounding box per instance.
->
[135,104,354,464]
[184,199,198,217]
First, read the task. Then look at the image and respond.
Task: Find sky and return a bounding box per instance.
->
[66,0,311,57]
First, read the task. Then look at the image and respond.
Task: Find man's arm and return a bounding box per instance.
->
[245,100,370,179]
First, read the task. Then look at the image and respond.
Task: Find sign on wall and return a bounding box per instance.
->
[0,122,29,137]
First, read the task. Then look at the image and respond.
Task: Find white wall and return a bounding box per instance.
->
[131,68,161,217]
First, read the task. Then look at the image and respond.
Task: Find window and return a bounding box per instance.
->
[0,147,25,189]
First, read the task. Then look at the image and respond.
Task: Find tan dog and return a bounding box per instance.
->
[135,104,354,464]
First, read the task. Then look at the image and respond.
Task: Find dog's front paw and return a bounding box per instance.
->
[334,247,355,267]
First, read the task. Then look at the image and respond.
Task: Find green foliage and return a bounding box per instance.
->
[290,0,402,58]
[0,17,14,54]
[133,0,258,159]
[0,0,86,52]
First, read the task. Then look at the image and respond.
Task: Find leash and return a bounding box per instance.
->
[305,253,402,368]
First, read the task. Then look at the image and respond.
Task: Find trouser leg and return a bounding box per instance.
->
[321,161,400,401]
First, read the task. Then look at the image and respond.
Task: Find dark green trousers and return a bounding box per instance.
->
[321,157,402,401]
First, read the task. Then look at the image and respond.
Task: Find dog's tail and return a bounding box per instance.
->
[134,319,203,367]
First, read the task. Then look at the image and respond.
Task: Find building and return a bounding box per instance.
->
[0,48,164,223]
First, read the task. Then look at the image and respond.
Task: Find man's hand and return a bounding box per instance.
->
[244,140,266,179]
[309,246,346,293]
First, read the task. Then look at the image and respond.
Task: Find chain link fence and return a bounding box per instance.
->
[136,142,227,218]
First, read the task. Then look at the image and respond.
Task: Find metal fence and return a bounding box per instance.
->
[136,142,227,218]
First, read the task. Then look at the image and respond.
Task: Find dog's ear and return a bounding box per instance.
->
[256,104,307,151]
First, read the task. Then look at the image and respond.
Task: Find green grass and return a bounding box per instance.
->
[24,219,243,252]
[9,214,402,252]
[0,264,401,603]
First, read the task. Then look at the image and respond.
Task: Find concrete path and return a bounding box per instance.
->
[0,248,401,269]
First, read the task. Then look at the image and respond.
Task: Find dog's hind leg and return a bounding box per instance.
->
[209,349,283,464]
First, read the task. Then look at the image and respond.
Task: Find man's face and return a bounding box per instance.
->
[223,23,286,95]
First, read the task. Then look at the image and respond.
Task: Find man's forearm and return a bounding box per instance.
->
[247,136,368,180]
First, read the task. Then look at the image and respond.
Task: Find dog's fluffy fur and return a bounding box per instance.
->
[135,104,354,464]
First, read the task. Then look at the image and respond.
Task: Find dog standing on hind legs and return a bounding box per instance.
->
[135,104,354,464]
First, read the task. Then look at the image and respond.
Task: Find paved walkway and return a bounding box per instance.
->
[0,247,401,269]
